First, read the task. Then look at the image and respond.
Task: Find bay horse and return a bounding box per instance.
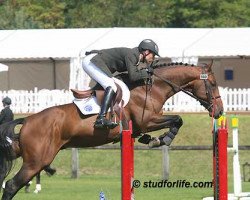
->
[0,60,223,200]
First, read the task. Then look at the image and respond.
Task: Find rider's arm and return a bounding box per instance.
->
[125,55,149,82]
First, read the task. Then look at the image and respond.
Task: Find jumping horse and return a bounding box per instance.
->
[0,59,223,199]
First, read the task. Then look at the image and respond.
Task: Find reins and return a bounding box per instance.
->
[140,76,153,124]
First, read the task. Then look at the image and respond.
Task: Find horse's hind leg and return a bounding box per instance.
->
[2,164,41,200]
[24,181,31,193]
[34,173,41,193]
[0,166,6,193]
[0,159,7,193]
[44,165,56,176]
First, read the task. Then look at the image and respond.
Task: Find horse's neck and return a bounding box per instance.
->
[127,66,200,113]
[165,66,199,86]
[153,66,199,100]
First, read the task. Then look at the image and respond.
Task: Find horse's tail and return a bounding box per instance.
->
[0,118,25,180]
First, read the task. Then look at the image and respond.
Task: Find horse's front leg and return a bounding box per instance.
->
[141,114,183,148]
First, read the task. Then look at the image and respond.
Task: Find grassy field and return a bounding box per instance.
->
[2,113,250,199]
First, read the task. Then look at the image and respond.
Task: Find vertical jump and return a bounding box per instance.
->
[121,120,134,200]
[213,117,228,200]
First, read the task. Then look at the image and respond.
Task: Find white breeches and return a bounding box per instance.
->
[82,54,117,92]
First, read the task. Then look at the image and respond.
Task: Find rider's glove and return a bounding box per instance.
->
[146,66,154,74]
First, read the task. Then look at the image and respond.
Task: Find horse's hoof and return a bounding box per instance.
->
[25,188,30,193]
[34,189,40,194]
[138,134,151,144]
[148,137,161,148]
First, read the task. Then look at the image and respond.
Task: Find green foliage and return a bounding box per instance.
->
[21,0,66,28]
[0,0,250,29]
[169,0,250,27]
[0,0,66,29]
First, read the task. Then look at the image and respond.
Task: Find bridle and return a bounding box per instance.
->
[199,66,221,112]
[151,65,221,112]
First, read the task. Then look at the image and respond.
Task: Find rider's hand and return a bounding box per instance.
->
[146,66,154,74]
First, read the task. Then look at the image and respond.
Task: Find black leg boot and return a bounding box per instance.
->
[94,86,118,129]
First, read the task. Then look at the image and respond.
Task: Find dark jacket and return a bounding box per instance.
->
[0,106,14,125]
[89,47,149,82]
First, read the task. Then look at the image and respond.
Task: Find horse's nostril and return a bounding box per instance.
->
[220,110,224,115]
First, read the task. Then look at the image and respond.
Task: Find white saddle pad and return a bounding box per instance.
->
[73,77,130,115]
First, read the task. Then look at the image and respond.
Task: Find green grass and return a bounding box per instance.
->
[3,113,250,199]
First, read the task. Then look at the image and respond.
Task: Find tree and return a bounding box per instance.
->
[168,0,250,27]
[0,0,250,29]
[0,0,66,29]
[18,0,66,28]
[0,0,36,29]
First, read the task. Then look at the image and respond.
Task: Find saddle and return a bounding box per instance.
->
[71,84,128,128]
[71,83,123,107]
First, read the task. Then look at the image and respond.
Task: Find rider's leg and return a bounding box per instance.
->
[94,86,118,129]
[82,54,118,129]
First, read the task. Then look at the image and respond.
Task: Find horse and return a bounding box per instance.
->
[0,60,223,199]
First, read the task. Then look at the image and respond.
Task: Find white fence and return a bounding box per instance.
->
[0,88,73,113]
[164,87,250,112]
[0,87,249,114]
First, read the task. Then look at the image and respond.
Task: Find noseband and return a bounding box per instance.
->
[152,65,221,112]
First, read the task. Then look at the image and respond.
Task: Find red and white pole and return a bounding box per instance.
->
[121,121,134,200]
[213,117,228,200]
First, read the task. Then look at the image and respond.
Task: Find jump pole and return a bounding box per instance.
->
[229,116,242,197]
[121,120,134,200]
[213,116,228,200]
[204,115,250,200]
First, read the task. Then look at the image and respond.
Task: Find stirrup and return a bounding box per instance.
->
[94,117,118,129]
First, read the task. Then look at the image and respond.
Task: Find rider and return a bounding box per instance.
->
[0,96,14,125]
[82,39,160,129]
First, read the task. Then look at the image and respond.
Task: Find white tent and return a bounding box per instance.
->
[0,28,250,90]
[1,28,250,60]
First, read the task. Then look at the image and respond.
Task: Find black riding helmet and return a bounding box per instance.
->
[2,96,11,105]
[138,39,160,56]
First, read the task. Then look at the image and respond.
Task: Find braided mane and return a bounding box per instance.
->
[153,61,195,69]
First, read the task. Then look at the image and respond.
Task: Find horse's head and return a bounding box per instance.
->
[184,62,224,119]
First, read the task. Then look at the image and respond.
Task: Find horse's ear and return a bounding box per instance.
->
[207,60,213,72]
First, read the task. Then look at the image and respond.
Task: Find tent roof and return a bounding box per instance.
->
[0,27,249,60]
[184,28,250,57]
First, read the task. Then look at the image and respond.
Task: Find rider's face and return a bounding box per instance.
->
[144,50,155,63]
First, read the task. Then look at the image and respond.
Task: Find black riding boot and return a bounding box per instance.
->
[94,86,118,129]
